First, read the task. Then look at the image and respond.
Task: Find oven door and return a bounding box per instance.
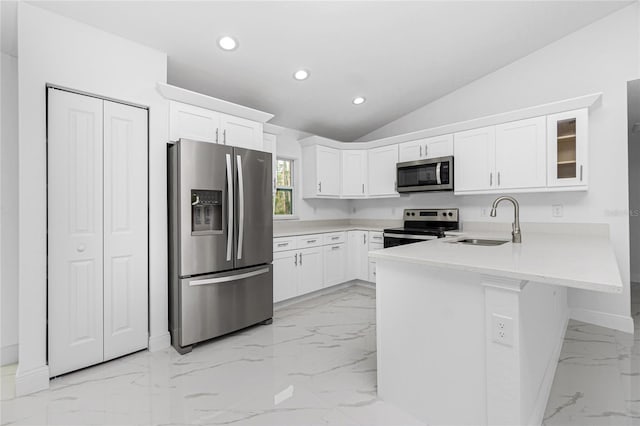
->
[396,156,453,192]
[383,233,439,248]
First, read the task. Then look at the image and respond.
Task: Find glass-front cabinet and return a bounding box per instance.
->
[547,108,588,187]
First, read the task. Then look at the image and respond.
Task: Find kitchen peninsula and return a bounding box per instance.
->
[370,227,623,426]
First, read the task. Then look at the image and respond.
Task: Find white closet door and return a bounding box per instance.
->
[48,89,104,377]
[103,101,149,360]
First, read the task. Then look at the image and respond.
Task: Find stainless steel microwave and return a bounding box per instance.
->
[396,155,454,193]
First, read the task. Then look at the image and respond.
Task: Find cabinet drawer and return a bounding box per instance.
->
[296,234,324,248]
[323,232,346,245]
[368,231,384,245]
[273,237,296,252]
[369,242,384,254]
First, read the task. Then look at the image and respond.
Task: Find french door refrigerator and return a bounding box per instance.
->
[168,139,273,354]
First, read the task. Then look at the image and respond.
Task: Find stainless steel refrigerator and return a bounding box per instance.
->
[168,139,273,354]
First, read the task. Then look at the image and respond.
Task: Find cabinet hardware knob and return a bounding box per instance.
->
[77,244,86,253]
[294,253,298,266]
[580,165,583,181]
[318,182,322,193]
[497,172,501,186]
[490,172,493,186]
[223,129,227,144]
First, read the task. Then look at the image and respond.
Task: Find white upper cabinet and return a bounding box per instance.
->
[368,145,399,196]
[220,113,263,150]
[169,101,263,150]
[494,117,547,190]
[454,126,496,192]
[170,101,220,143]
[263,133,277,201]
[302,145,341,198]
[341,150,368,197]
[398,134,453,162]
[547,109,588,188]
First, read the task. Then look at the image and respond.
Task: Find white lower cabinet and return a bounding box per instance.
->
[367,232,384,284]
[298,247,324,294]
[273,250,299,303]
[324,243,346,287]
[274,230,372,303]
[47,88,148,377]
[348,231,369,281]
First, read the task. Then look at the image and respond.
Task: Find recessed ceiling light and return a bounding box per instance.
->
[293,69,310,81]
[352,96,366,105]
[218,36,238,51]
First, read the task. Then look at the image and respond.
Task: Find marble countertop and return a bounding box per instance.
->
[369,231,623,294]
[274,224,385,238]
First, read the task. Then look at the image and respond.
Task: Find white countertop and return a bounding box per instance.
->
[369,231,623,294]
[273,224,385,238]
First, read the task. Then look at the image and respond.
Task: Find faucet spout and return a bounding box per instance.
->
[489,196,521,243]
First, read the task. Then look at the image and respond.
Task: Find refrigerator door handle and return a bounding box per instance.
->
[236,154,245,260]
[225,154,233,262]
[189,267,270,286]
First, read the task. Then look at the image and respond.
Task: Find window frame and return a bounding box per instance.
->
[273,156,297,220]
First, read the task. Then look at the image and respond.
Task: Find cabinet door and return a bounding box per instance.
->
[220,113,263,150]
[298,247,324,295]
[454,126,496,192]
[48,89,105,377]
[170,101,219,143]
[103,101,149,361]
[347,231,368,281]
[324,243,346,287]
[367,241,383,283]
[263,133,277,205]
[547,109,588,187]
[368,260,377,283]
[495,117,546,190]
[273,250,298,303]
[341,150,367,197]
[316,146,341,196]
[368,145,399,196]
[398,140,423,162]
[425,134,454,159]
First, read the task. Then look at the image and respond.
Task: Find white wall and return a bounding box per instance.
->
[629,79,640,283]
[275,127,351,221]
[1,52,19,366]
[355,4,640,332]
[16,3,169,395]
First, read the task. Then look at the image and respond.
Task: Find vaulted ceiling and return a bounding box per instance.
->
[3,1,633,140]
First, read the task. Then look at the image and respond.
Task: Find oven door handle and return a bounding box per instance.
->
[383,233,439,240]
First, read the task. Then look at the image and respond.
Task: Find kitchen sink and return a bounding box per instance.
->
[451,238,509,246]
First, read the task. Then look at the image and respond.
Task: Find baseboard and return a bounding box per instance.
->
[527,311,569,426]
[148,332,171,352]
[274,282,354,310]
[1,344,18,366]
[570,308,635,334]
[15,365,49,396]
[354,280,375,290]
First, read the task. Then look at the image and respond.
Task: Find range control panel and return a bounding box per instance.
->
[403,208,458,222]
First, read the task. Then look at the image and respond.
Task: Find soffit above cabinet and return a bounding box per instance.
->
[298,93,602,150]
[157,83,274,123]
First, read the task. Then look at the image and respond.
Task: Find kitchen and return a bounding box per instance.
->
[1,1,639,425]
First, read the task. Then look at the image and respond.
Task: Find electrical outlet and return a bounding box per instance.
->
[552,204,563,218]
[492,314,514,347]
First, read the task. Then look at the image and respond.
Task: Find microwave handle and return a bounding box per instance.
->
[436,162,442,185]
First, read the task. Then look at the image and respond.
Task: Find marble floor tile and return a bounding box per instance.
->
[1,285,423,426]
[544,285,640,426]
[3,284,637,426]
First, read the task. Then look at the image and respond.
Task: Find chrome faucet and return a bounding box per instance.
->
[490,196,522,243]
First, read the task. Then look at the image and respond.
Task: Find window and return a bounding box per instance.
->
[274,158,294,216]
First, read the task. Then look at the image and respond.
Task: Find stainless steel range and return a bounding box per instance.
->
[383,208,459,248]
